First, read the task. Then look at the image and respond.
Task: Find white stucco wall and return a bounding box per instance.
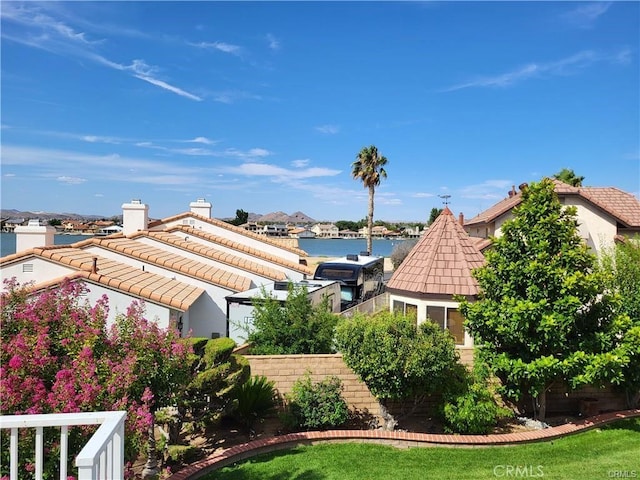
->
[82,282,173,329]
[1,257,74,287]
[566,197,617,254]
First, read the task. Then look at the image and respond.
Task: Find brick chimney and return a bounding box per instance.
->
[459,212,464,226]
[189,198,212,219]
[122,199,149,235]
[15,219,55,252]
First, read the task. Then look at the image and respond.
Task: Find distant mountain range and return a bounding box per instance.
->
[1,209,317,224]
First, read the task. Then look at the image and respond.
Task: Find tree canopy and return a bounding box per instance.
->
[553,168,584,187]
[352,145,388,255]
[459,179,638,419]
[247,283,339,354]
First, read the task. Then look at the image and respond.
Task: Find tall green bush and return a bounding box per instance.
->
[248,283,339,354]
[286,373,349,430]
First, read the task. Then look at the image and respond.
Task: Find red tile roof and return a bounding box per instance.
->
[465,179,640,228]
[1,247,205,311]
[386,207,485,297]
[79,235,271,290]
[163,225,313,276]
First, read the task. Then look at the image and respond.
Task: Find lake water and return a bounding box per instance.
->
[0,233,406,258]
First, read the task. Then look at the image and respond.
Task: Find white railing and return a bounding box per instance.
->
[0,411,126,480]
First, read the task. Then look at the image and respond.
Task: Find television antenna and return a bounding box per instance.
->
[438,194,451,206]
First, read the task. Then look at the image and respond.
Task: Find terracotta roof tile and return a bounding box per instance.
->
[9,248,204,311]
[81,237,257,291]
[387,207,485,297]
[157,226,312,276]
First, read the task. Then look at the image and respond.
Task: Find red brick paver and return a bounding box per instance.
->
[167,409,640,480]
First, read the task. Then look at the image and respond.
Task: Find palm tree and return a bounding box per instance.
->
[352,145,388,255]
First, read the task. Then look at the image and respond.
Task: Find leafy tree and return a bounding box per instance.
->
[459,179,637,420]
[0,279,192,479]
[48,218,62,226]
[599,237,640,406]
[336,310,459,430]
[390,239,418,269]
[352,145,388,255]
[247,283,339,354]
[335,220,360,232]
[553,168,584,187]
[428,207,443,226]
[228,209,249,226]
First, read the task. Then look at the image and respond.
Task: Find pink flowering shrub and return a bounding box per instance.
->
[0,278,193,479]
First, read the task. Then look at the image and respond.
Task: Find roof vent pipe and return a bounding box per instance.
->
[91,257,98,274]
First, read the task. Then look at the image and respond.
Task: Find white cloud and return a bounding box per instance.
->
[2,3,202,102]
[4,173,16,177]
[57,175,86,185]
[291,159,310,168]
[459,179,514,200]
[412,192,435,198]
[442,48,631,92]
[315,124,340,134]
[188,136,215,145]
[222,148,272,159]
[225,162,341,180]
[560,2,612,29]
[211,90,262,104]
[190,41,242,56]
[94,193,104,197]
[266,33,280,51]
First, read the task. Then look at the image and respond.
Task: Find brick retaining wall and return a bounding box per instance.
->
[245,354,383,421]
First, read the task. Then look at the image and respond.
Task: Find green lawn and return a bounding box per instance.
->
[204,419,640,480]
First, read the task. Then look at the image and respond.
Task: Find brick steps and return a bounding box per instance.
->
[167,408,640,480]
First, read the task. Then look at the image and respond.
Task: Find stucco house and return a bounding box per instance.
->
[1,198,312,339]
[463,179,640,255]
[311,223,339,238]
[386,207,484,362]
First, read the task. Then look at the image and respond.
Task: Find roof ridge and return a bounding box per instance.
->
[150,212,308,256]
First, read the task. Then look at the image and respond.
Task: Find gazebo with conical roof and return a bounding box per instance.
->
[386,207,485,350]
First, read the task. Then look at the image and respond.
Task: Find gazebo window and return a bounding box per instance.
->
[426,305,464,345]
[393,301,418,324]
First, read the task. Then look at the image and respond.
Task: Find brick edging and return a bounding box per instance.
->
[166,409,640,480]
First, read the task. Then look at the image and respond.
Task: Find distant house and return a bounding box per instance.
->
[2,218,26,232]
[289,227,316,239]
[311,223,339,238]
[260,224,288,237]
[386,207,485,357]
[464,179,640,255]
[358,225,392,238]
[402,225,424,238]
[338,229,359,239]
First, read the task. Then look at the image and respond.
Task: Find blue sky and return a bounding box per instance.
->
[1,1,638,223]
